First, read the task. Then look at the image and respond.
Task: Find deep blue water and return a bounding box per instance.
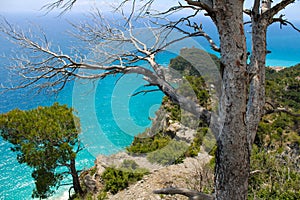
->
[0,14,299,199]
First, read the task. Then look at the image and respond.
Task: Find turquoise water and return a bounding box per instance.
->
[0,14,299,199]
[0,14,170,199]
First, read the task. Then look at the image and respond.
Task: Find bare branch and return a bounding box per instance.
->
[271,15,300,32]
[116,0,155,18]
[1,15,212,124]
[185,0,214,16]
[131,88,161,96]
[186,22,220,52]
[124,0,136,25]
[250,169,266,175]
[262,0,295,20]
[42,0,77,14]
[154,4,201,16]
[264,108,300,117]
[153,187,214,200]
[152,9,220,53]
[264,101,300,117]
[243,9,252,17]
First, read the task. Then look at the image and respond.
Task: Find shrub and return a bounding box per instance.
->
[185,128,208,157]
[97,191,108,200]
[248,145,300,199]
[126,132,171,154]
[147,140,189,165]
[120,159,139,170]
[101,160,149,194]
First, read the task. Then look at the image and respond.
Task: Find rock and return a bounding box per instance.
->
[166,122,181,133]
[84,174,98,193]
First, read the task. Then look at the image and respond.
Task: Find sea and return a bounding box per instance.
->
[0,13,299,200]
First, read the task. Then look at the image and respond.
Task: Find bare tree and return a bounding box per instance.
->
[1,0,299,200]
[0,11,213,121]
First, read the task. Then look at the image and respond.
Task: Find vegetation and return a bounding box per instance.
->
[126,132,172,154]
[169,48,220,77]
[0,103,83,198]
[179,64,300,198]
[126,56,300,198]
[147,140,189,165]
[249,145,300,199]
[1,0,298,198]
[127,49,214,163]
[178,76,211,108]
[185,127,209,157]
[126,50,212,164]
[266,65,300,110]
[101,160,149,194]
[245,65,300,199]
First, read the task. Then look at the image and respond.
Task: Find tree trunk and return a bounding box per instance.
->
[247,18,268,145]
[213,1,250,199]
[70,158,84,196]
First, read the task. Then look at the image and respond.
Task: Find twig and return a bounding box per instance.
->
[132,88,161,96]
[265,108,300,117]
[271,14,300,32]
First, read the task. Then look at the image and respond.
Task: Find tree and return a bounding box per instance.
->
[0,103,83,198]
[1,0,299,199]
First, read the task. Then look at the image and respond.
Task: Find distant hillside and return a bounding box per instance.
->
[266,64,300,110]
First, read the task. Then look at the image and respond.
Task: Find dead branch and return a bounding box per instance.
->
[116,0,155,18]
[243,9,252,17]
[185,0,214,17]
[153,187,214,200]
[131,88,161,96]
[250,169,266,175]
[264,101,300,117]
[42,0,77,14]
[154,3,201,16]
[262,0,296,20]
[152,8,220,53]
[265,108,300,117]
[271,14,300,32]
[0,14,212,123]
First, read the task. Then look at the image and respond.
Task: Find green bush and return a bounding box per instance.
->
[147,140,189,165]
[97,191,108,200]
[126,132,171,154]
[185,128,207,157]
[178,76,210,108]
[85,193,93,200]
[120,159,139,170]
[101,160,149,194]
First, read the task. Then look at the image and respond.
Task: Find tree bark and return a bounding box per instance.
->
[70,158,83,196]
[247,19,268,146]
[213,1,250,199]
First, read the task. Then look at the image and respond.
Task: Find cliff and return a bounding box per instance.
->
[79,52,300,200]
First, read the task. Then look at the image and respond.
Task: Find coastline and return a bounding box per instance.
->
[267,66,287,72]
[0,14,299,198]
